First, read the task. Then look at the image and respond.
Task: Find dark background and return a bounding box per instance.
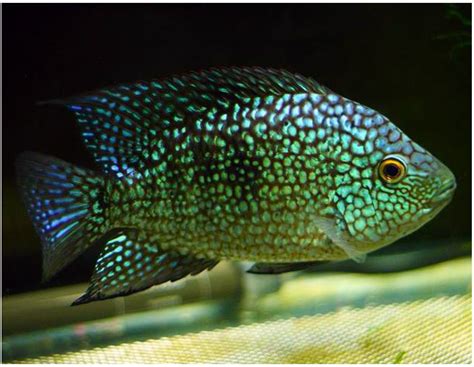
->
[3,4,471,295]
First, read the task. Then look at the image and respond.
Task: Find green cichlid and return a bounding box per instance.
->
[16,67,456,305]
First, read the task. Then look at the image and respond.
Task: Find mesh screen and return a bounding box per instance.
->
[18,294,471,364]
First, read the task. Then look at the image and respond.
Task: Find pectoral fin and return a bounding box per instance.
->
[72,229,218,305]
[335,240,367,263]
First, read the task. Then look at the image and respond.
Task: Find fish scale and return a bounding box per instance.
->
[16,67,455,304]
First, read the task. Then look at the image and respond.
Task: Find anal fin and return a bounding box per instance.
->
[73,229,218,305]
[247,261,325,275]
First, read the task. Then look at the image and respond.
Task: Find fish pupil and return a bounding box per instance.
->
[383,163,400,178]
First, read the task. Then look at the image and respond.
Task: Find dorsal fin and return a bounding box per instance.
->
[54,67,331,177]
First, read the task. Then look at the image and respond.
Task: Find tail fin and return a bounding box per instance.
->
[16,152,108,281]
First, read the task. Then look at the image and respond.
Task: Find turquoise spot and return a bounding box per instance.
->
[351,141,365,155]
[310,94,322,104]
[353,114,362,125]
[354,218,366,232]
[328,94,339,104]
[293,94,305,104]
[345,102,354,114]
[362,206,375,217]
[374,114,384,125]
[316,129,325,140]
[256,109,267,118]
[291,106,300,118]
[341,134,352,149]
[336,200,345,214]
[337,164,351,173]
[340,151,351,162]
[345,210,355,223]
[302,101,312,115]
[306,130,317,143]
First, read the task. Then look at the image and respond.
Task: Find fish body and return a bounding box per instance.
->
[16,67,456,304]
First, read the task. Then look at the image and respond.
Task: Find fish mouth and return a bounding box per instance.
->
[430,180,456,206]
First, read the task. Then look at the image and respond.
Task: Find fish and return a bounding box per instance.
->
[16,67,456,305]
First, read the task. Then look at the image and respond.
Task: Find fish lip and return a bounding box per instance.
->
[430,181,456,205]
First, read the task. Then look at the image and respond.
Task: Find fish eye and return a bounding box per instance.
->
[378,157,406,184]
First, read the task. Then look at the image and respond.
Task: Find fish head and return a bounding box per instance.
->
[329,108,456,254]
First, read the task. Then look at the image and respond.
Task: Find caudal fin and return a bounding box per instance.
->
[16,152,108,281]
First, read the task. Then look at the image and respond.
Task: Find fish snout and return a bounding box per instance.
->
[431,165,456,205]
